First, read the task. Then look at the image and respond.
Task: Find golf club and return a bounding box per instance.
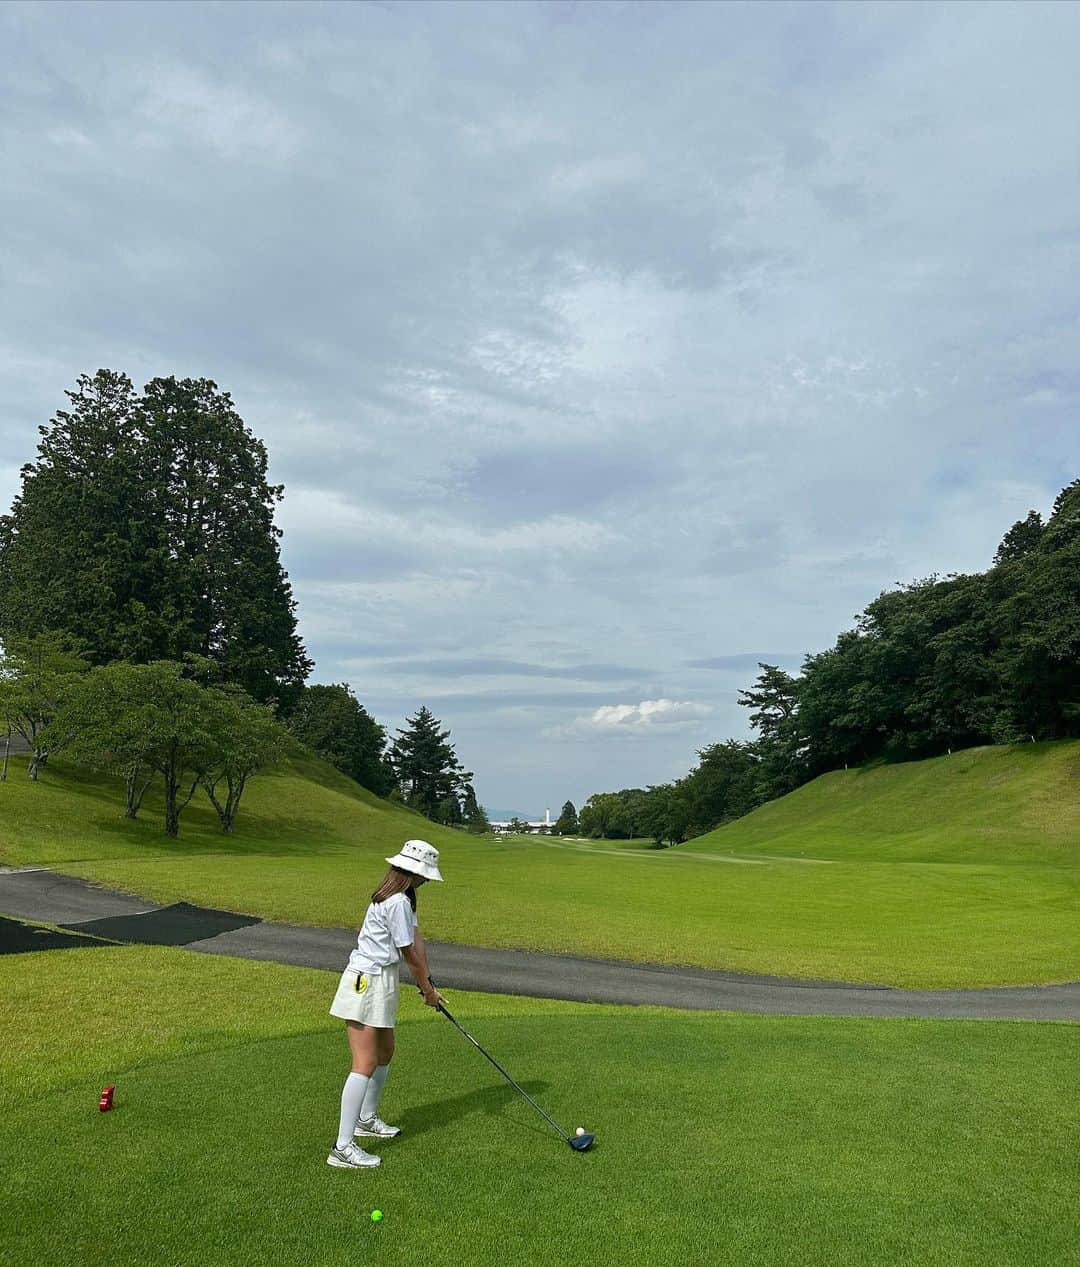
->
[418,979,595,1152]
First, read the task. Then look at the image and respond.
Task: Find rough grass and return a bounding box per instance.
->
[1,742,1077,987]
[0,946,1076,1267]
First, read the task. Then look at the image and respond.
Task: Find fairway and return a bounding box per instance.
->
[1,944,1076,1267]
[0,742,1078,988]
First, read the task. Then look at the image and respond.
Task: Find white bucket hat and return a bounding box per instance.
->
[386,839,444,882]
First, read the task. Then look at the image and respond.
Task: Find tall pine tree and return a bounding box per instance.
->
[462,785,491,834]
[554,799,578,835]
[0,370,311,704]
[389,705,473,820]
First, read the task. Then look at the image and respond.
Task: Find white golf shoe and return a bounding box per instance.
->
[354,1115,402,1139]
[327,1142,381,1168]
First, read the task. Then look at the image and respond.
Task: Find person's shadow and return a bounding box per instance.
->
[398,1080,554,1142]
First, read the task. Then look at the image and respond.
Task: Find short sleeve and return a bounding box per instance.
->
[386,895,415,949]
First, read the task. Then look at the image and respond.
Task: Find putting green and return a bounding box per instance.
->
[0,741,1077,987]
[0,946,1075,1267]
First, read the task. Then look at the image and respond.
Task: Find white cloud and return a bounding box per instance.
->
[547,699,714,741]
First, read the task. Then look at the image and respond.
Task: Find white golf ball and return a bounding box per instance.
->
[575,1127,586,1136]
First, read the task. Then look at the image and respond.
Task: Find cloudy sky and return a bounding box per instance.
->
[2,1,1077,814]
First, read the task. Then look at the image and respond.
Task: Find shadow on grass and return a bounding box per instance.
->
[399,1080,554,1143]
[22,759,362,860]
[85,812,354,858]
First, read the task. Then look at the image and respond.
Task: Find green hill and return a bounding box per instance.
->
[0,745,465,868]
[0,742,1077,988]
[684,742,1079,864]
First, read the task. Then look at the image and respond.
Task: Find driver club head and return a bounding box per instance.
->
[569,1132,595,1152]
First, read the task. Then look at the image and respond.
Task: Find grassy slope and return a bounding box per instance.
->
[685,742,1080,862]
[1,945,1076,1267]
[0,743,1077,987]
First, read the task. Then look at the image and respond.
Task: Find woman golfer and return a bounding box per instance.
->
[327,839,446,1169]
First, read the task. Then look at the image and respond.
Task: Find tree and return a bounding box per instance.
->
[462,785,491,834]
[554,800,578,835]
[0,632,90,779]
[287,683,394,795]
[994,510,1044,565]
[199,689,287,832]
[639,784,692,846]
[506,815,531,834]
[0,371,147,662]
[578,792,628,839]
[56,661,225,837]
[388,706,472,820]
[436,793,462,826]
[0,370,311,705]
[681,740,762,833]
[993,479,1080,740]
[50,660,158,816]
[136,375,311,704]
[737,663,807,798]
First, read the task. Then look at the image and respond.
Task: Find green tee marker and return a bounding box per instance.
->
[371,1211,383,1223]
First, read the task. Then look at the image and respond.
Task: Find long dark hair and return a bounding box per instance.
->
[371,866,418,911]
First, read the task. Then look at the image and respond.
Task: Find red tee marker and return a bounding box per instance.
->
[98,1085,115,1112]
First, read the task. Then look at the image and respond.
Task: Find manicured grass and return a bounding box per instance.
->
[0,946,1076,1267]
[686,742,1080,863]
[1,743,1078,987]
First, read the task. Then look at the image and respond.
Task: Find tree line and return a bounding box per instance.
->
[0,637,285,836]
[0,369,487,835]
[570,478,1080,845]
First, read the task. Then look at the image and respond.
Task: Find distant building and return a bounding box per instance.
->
[490,807,553,834]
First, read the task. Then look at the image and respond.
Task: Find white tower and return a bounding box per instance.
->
[545,807,551,827]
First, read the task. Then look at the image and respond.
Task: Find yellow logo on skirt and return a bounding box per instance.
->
[355,974,369,994]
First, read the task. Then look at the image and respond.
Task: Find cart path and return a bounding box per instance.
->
[2,867,1077,1020]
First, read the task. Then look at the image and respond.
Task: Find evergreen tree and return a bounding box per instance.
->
[0,370,311,705]
[737,663,807,797]
[136,375,310,704]
[0,371,148,658]
[554,799,578,835]
[389,706,470,819]
[462,785,491,834]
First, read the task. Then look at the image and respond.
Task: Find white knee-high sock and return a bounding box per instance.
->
[336,1072,371,1149]
[359,1063,390,1122]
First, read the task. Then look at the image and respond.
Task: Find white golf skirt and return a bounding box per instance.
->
[329,961,400,1028]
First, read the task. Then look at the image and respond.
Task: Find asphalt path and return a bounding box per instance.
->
[2,866,1078,1020]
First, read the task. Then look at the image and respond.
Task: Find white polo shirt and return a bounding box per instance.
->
[346,892,418,975]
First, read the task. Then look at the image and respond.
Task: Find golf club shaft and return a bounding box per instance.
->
[421,982,571,1142]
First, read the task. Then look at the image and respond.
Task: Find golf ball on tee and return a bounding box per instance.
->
[575,1128,586,1137]
[371,1211,383,1223]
